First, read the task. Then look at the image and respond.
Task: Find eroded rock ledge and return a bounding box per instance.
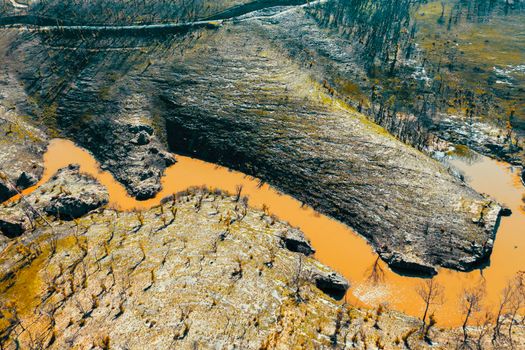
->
[0,164,108,239]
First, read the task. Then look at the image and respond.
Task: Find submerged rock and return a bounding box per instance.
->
[500,207,512,217]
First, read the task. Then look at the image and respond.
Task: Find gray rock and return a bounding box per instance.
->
[280,228,315,256]
[129,124,154,135]
[0,217,24,238]
[44,193,107,220]
[313,272,349,300]
[132,130,151,145]
[304,263,350,300]
[0,182,16,203]
[384,252,438,276]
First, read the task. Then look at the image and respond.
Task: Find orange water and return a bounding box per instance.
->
[9,139,525,327]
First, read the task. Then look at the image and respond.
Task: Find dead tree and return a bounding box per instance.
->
[492,273,523,344]
[475,311,493,350]
[234,184,243,202]
[366,256,385,285]
[416,279,444,332]
[459,282,485,349]
[506,272,525,347]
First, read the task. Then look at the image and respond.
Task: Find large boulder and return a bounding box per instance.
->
[0,215,25,238]
[43,193,108,220]
[280,228,315,256]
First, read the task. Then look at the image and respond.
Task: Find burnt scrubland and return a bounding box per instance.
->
[0,0,524,348]
[305,0,524,163]
[0,0,504,273]
[0,172,523,349]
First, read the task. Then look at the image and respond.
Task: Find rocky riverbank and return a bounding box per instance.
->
[0,1,505,274]
[1,168,522,349]
[0,106,47,203]
[0,0,523,348]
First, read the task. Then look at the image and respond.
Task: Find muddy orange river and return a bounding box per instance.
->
[13,139,525,327]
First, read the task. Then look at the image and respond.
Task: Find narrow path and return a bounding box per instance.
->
[0,0,326,33]
[7,0,28,9]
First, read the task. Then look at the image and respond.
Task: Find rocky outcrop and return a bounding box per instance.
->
[0,105,47,202]
[4,185,510,349]
[382,252,439,276]
[43,193,107,220]
[280,228,315,256]
[309,269,349,300]
[14,171,36,188]
[0,2,502,274]
[0,217,24,238]
[0,164,108,237]
[61,112,176,200]
[429,114,524,167]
